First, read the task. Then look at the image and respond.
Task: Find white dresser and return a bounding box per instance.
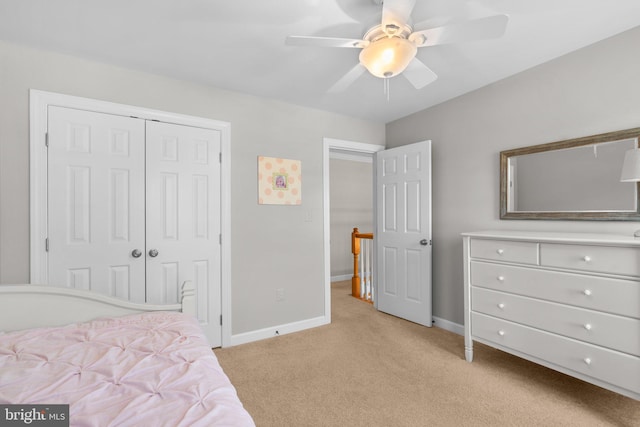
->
[462,230,640,400]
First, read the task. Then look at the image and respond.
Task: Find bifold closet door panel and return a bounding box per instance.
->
[47,106,147,303]
[144,121,222,327]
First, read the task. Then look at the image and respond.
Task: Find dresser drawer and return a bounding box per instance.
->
[540,243,640,277]
[471,312,640,395]
[470,261,640,319]
[470,239,539,265]
[472,287,640,356]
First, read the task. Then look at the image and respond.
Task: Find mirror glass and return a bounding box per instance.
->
[500,128,640,220]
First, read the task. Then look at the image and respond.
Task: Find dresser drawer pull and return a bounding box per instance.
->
[584,323,592,331]
[497,276,505,282]
[582,255,592,262]
[584,357,592,365]
[583,289,592,296]
[497,249,504,255]
[498,330,505,336]
[497,303,505,309]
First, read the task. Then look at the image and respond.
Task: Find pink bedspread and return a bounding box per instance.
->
[0,312,254,426]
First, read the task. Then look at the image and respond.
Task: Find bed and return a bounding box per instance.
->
[0,282,255,426]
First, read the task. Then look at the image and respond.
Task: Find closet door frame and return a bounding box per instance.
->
[29,89,232,347]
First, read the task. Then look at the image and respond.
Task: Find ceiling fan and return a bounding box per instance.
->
[286,0,509,92]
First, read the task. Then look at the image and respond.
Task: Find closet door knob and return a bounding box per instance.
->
[583,289,592,296]
[584,324,592,331]
[496,249,504,255]
[498,303,505,309]
[149,249,159,258]
[582,255,591,262]
[584,357,592,365]
[498,330,505,336]
[131,249,142,258]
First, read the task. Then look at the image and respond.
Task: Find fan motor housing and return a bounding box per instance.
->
[363,23,413,43]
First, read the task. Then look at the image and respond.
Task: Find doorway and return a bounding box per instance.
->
[329,151,374,283]
[323,138,433,327]
[323,138,384,319]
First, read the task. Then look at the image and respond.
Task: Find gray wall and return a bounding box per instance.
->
[329,158,373,278]
[386,26,640,326]
[0,40,384,335]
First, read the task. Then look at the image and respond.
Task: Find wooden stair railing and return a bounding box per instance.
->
[351,227,374,303]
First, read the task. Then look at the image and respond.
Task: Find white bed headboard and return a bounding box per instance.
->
[0,281,195,332]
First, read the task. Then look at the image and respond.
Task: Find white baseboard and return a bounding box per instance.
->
[227,314,462,347]
[432,316,463,336]
[331,274,351,282]
[228,315,330,347]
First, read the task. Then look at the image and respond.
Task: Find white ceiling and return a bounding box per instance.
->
[1,0,639,123]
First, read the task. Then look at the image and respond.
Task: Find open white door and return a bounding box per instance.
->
[375,141,432,326]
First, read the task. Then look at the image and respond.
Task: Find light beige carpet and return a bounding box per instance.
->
[214,281,639,426]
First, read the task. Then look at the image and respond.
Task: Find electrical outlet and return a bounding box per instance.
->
[276,288,285,302]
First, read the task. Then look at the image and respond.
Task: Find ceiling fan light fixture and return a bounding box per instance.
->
[359,36,417,79]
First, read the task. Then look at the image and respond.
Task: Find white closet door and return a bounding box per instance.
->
[48,106,146,302]
[145,121,222,346]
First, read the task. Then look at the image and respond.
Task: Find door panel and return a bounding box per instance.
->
[376,141,432,326]
[406,180,421,232]
[406,249,423,301]
[48,106,146,302]
[146,121,222,346]
[383,247,398,295]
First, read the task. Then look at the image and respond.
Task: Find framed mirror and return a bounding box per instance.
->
[500,127,640,220]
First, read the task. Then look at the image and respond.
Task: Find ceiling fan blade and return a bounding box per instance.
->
[328,64,367,93]
[285,35,367,48]
[381,0,417,28]
[412,14,509,47]
[402,58,438,89]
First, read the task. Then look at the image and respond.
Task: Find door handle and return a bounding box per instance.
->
[149,249,159,258]
[131,249,142,258]
[420,239,429,246]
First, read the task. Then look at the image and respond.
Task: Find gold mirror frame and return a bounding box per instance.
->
[500,127,640,220]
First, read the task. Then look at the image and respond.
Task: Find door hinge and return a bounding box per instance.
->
[220,315,223,326]
[219,152,222,163]
[45,133,49,147]
[45,238,49,252]
[430,240,432,246]
[219,234,222,244]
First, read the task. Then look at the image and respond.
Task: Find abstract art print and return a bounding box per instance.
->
[258,156,302,205]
